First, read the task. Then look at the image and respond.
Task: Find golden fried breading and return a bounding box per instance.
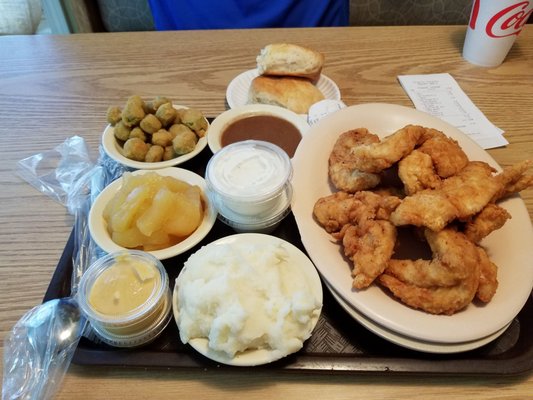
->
[379,228,481,315]
[398,150,442,195]
[389,189,459,231]
[441,161,500,219]
[385,229,476,288]
[315,122,531,315]
[342,219,397,289]
[464,203,511,243]
[378,266,479,315]
[328,129,382,192]
[347,124,426,173]
[313,191,401,233]
[122,95,146,127]
[491,160,533,202]
[391,161,502,230]
[475,246,498,303]
[418,130,469,178]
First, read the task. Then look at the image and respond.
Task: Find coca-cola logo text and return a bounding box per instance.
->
[487,1,532,37]
[469,0,532,37]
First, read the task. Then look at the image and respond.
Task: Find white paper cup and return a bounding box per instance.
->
[462,0,532,67]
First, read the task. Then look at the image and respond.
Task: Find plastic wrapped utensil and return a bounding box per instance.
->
[2,298,86,400]
[3,137,126,400]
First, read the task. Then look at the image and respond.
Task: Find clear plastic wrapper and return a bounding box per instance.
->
[15,136,126,290]
[3,137,126,400]
[2,298,87,400]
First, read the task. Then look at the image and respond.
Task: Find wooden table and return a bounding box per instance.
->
[1,26,532,399]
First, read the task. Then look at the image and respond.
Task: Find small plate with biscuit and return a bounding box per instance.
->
[227,69,340,114]
[226,43,341,115]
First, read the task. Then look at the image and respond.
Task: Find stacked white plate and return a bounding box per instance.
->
[291,103,533,353]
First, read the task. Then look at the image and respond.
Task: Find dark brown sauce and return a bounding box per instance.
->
[221,115,302,157]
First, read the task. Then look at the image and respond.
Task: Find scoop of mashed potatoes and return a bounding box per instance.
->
[175,240,322,359]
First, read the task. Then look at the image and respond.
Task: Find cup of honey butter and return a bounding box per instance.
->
[78,250,171,347]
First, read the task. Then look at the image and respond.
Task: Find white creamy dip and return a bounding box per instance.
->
[205,140,293,221]
[207,140,290,198]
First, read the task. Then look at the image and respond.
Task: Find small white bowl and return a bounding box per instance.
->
[88,167,217,260]
[102,105,209,170]
[172,233,323,366]
[207,104,309,156]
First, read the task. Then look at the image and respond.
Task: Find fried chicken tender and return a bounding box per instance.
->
[341,219,397,289]
[379,229,481,315]
[316,123,531,315]
[390,161,502,230]
[398,150,442,195]
[441,161,501,219]
[385,229,475,288]
[389,189,459,231]
[313,191,401,233]
[397,129,469,195]
[475,246,498,303]
[328,129,381,192]
[417,129,469,178]
[464,203,511,243]
[378,266,480,315]
[347,124,427,173]
[313,191,401,288]
[491,159,533,202]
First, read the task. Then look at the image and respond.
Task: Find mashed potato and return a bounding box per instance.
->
[175,240,322,359]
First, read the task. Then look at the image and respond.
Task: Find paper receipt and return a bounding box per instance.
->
[398,73,508,149]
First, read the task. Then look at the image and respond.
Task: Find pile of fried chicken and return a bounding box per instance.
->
[313,125,533,315]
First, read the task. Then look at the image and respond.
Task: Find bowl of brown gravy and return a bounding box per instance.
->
[207,104,310,158]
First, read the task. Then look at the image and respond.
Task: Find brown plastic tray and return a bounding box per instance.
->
[43,148,533,376]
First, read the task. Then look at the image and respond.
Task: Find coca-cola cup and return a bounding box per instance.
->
[463,0,533,67]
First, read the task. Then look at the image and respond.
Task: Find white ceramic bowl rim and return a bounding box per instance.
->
[206,104,310,155]
[101,104,209,170]
[88,167,218,260]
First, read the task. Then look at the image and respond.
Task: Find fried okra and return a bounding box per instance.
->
[129,127,147,141]
[172,126,198,155]
[140,114,162,133]
[144,96,171,114]
[122,95,145,127]
[145,145,165,162]
[152,129,174,147]
[107,95,207,163]
[155,102,177,127]
[106,106,122,125]
[181,108,208,137]
[163,145,175,161]
[114,121,131,141]
[123,138,149,161]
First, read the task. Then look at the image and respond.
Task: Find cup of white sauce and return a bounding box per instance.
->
[205,140,293,233]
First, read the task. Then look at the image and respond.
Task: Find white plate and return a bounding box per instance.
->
[325,282,511,354]
[172,233,323,366]
[102,105,208,170]
[226,69,341,112]
[207,103,310,155]
[291,103,533,343]
[88,167,217,260]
